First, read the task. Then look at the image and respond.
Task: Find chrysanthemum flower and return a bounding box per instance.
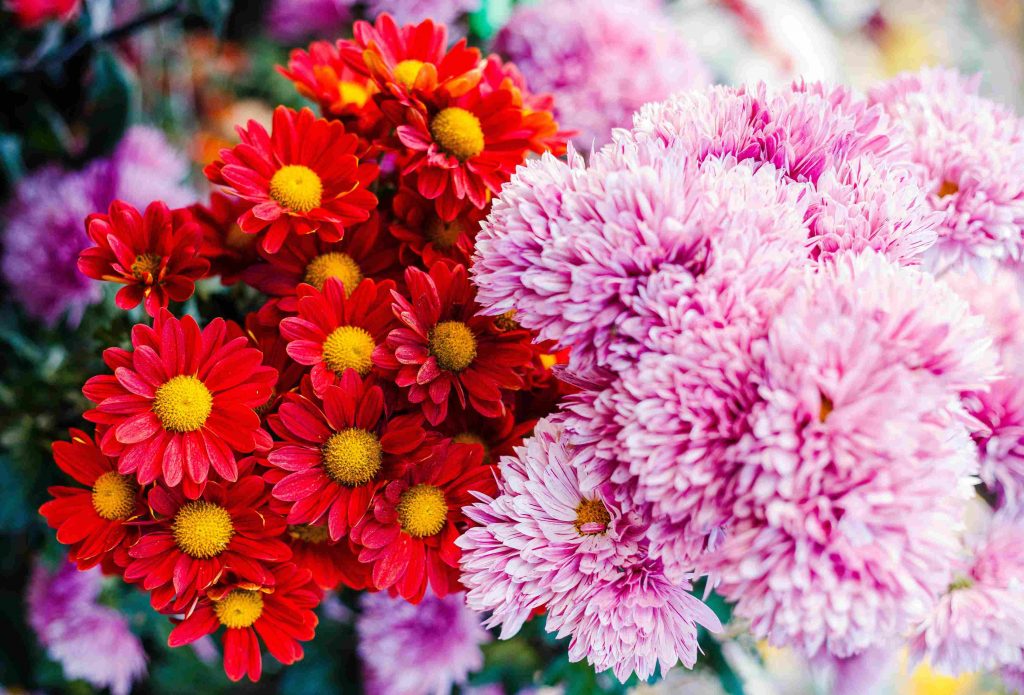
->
[77,200,209,317]
[267,371,432,540]
[363,0,480,28]
[478,55,572,156]
[107,125,198,210]
[123,475,291,612]
[167,562,320,682]
[908,513,1024,675]
[242,212,398,313]
[280,277,397,395]
[459,416,721,681]
[357,590,490,695]
[351,441,494,602]
[389,186,483,267]
[82,312,277,496]
[204,106,379,254]
[869,68,1024,275]
[438,406,535,466]
[265,0,354,43]
[40,429,143,572]
[244,309,307,419]
[493,0,710,149]
[284,523,372,590]
[191,193,260,286]
[374,263,533,425]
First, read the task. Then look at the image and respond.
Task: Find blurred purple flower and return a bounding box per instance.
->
[364,0,479,26]
[265,0,354,43]
[106,125,197,210]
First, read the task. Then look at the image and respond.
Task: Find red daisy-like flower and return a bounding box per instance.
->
[78,200,209,317]
[39,428,143,572]
[396,81,532,220]
[280,277,398,395]
[123,475,291,612]
[343,14,481,106]
[267,371,432,540]
[350,441,495,602]
[204,106,379,254]
[389,186,484,267]
[82,311,277,497]
[167,562,320,682]
[479,55,571,156]
[191,193,260,286]
[283,523,373,591]
[278,40,384,138]
[245,310,307,417]
[439,406,536,466]
[373,263,534,425]
[242,212,398,313]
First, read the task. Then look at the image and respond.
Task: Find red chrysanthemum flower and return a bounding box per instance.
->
[191,193,260,286]
[280,277,398,395]
[204,106,379,254]
[245,310,307,417]
[278,40,384,138]
[123,475,291,612]
[267,371,432,540]
[373,263,533,425]
[167,562,320,682]
[479,55,571,156]
[439,407,535,466]
[284,523,373,591]
[78,200,209,317]
[396,82,533,220]
[40,428,143,572]
[242,212,398,313]
[343,14,482,106]
[389,186,484,267]
[350,442,495,602]
[83,311,277,497]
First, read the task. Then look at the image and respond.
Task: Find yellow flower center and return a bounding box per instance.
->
[130,253,162,280]
[494,310,520,331]
[393,59,425,89]
[454,431,491,463]
[214,589,264,629]
[338,80,370,108]
[397,484,448,538]
[322,427,382,486]
[937,180,959,198]
[322,325,376,377]
[819,393,834,423]
[430,107,485,161]
[288,524,331,544]
[949,576,973,591]
[172,501,234,559]
[270,164,323,213]
[574,498,611,536]
[91,471,137,521]
[429,321,477,372]
[224,224,254,251]
[426,218,463,249]
[153,375,213,433]
[539,353,558,369]
[304,252,362,294]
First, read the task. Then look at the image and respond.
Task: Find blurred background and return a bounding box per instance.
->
[0,1,1021,694]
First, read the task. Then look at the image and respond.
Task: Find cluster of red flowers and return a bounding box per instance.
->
[42,15,570,683]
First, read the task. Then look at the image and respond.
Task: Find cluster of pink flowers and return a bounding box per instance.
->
[465,71,1024,686]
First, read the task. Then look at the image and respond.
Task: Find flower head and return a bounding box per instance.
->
[77,200,209,317]
[82,311,277,496]
[357,590,490,695]
[363,0,479,28]
[204,106,379,254]
[265,0,354,43]
[108,125,197,210]
[282,523,371,590]
[192,193,260,286]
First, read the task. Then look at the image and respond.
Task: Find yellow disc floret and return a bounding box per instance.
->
[397,484,448,538]
[214,589,264,629]
[426,218,463,249]
[288,524,331,544]
[574,498,611,536]
[304,252,363,294]
[322,325,376,376]
[172,501,234,559]
[153,375,213,433]
[91,472,137,521]
[270,164,323,213]
[937,180,960,198]
[393,59,425,89]
[338,80,370,108]
[430,107,485,161]
[131,253,162,280]
[429,321,477,372]
[322,427,382,486]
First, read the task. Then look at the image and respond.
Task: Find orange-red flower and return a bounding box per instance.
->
[373,263,534,425]
[82,312,276,498]
[283,524,372,591]
[167,562,320,682]
[123,475,291,613]
[78,200,209,317]
[40,428,143,572]
[191,193,260,286]
[350,442,494,602]
[204,106,379,254]
[389,186,484,266]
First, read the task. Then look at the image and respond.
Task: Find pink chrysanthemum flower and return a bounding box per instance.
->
[357,590,490,695]
[869,68,1024,276]
[908,512,1024,676]
[493,0,709,149]
[459,416,721,682]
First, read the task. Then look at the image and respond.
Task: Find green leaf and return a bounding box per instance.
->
[468,0,514,41]
[190,0,233,35]
[85,47,138,157]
